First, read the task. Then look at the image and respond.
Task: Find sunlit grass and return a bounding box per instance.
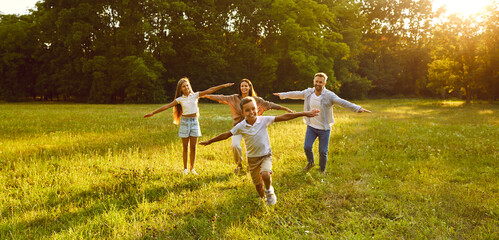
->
[0,99,498,239]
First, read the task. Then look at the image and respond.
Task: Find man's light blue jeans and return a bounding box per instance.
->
[304,125,331,172]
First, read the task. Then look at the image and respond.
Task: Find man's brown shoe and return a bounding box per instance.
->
[303,163,315,172]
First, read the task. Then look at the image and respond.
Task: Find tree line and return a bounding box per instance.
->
[0,0,497,103]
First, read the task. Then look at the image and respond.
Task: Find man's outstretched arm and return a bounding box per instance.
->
[273,90,306,100]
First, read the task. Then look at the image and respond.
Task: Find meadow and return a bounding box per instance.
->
[0,99,497,239]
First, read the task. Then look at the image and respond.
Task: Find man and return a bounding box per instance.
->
[274,72,371,173]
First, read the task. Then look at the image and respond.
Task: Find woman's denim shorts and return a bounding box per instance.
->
[178,116,201,138]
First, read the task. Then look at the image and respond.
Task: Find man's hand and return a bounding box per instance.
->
[273,93,280,97]
[358,108,371,113]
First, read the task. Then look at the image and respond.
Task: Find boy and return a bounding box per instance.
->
[200,97,319,205]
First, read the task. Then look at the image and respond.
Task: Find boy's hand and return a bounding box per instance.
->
[305,109,320,117]
[144,113,154,118]
[199,141,210,146]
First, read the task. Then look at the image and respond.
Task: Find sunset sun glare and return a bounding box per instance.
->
[433,0,497,16]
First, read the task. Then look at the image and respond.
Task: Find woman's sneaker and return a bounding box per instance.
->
[183,169,189,175]
[190,169,198,175]
[265,186,277,206]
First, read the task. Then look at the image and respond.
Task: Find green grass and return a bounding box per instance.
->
[1,99,498,239]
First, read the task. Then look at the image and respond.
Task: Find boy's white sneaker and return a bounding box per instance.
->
[265,186,277,206]
[183,169,189,175]
[190,169,198,175]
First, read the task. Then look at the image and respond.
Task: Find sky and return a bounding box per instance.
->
[0,0,39,15]
[0,0,496,16]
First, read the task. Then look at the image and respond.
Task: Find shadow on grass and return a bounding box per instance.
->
[143,153,352,238]
[0,129,179,165]
[143,184,262,239]
[1,165,234,239]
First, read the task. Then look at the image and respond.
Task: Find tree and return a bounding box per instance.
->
[477,3,499,101]
[427,14,483,102]
[0,14,40,101]
[358,0,435,97]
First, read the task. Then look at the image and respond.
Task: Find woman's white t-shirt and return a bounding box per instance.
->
[175,92,200,115]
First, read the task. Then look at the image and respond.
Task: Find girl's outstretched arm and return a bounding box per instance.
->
[199,131,233,145]
[144,100,178,118]
[198,83,234,97]
[274,109,320,122]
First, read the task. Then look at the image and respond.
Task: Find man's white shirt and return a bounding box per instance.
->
[308,93,326,130]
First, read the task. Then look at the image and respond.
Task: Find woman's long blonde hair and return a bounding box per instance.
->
[173,77,193,124]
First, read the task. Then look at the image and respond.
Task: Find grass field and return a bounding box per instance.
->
[0,99,498,239]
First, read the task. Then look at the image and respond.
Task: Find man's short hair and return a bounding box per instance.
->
[240,96,256,110]
[314,72,328,81]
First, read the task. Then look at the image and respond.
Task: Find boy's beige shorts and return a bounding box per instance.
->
[247,153,273,185]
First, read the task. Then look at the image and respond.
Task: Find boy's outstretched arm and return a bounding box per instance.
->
[198,83,234,97]
[199,131,233,145]
[274,109,320,122]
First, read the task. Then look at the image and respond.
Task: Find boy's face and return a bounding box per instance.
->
[242,100,258,121]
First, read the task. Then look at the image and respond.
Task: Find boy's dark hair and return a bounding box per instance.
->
[240,96,256,110]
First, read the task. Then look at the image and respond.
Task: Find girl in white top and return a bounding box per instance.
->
[144,77,233,175]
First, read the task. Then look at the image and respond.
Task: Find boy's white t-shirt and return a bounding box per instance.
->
[308,93,326,130]
[230,116,275,158]
[175,92,200,115]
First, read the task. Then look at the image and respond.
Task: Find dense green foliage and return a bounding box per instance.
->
[0,0,497,102]
[0,100,497,238]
